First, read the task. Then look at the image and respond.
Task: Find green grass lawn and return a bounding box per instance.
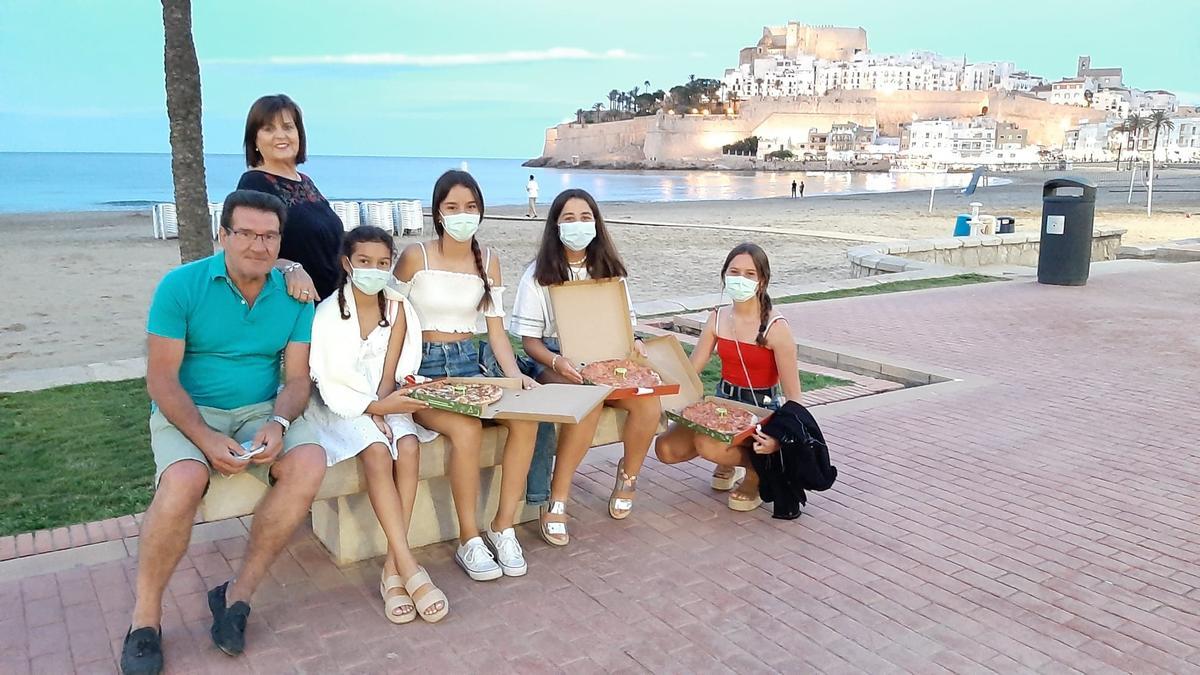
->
[0,378,154,537]
[680,343,850,396]
[774,273,997,305]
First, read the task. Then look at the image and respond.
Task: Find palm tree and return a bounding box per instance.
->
[1146,110,1175,215]
[1148,110,1175,161]
[592,102,603,123]
[1112,121,1129,170]
[575,108,584,125]
[1123,113,1149,170]
[161,0,210,263]
[607,89,619,114]
[643,80,651,94]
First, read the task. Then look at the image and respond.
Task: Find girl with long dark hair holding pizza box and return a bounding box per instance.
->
[653,243,803,511]
[508,189,661,546]
[393,170,539,582]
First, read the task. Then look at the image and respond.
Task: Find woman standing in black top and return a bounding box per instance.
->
[237,94,343,301]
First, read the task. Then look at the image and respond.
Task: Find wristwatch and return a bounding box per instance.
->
[269,415,291,432]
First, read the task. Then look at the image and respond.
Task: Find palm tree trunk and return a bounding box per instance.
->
[162,0,210,263]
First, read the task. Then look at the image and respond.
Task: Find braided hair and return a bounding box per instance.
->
[721,242,773,346]
[431,170,492,311]
[336,225,396,327]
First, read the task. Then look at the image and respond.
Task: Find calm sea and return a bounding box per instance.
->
[0,152,976,213]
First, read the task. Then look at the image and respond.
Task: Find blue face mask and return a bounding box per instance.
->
[441,212,480,242]
[724,275,758,303]
[558,219,596,252]
[349,266,391,295]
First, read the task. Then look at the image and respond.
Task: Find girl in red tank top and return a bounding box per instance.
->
[654,244,803,511]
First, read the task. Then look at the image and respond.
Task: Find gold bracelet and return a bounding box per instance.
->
[551,355,561,372]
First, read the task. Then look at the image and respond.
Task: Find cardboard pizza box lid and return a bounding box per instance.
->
[641,334,704,412]
[548,278,635,365]
[430,377,610,424]
[489,383,611,423]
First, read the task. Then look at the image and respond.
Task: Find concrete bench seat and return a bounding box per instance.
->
[199,408,634,565]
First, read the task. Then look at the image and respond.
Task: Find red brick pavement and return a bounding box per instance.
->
[2,262,1198,673]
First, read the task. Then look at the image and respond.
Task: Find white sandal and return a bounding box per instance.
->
[540,501,570,547]
[609,459,638,520]
[711,466,746,491]
[404,566,449,624]
[379,569,416,624]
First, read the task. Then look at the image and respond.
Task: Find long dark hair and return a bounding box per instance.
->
[431,170,492,311]
[336,225,396,327]
[534,189,627,286]
[243,94,307,167]
[721,243,773,347]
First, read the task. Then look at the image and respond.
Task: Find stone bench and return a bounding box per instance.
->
[199,408,633,565]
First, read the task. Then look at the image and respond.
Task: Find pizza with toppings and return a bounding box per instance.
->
[680,401,758,436]
[580,359,663,388]
[410,381,504,408]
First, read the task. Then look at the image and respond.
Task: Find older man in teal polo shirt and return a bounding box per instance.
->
[121,190,326,675]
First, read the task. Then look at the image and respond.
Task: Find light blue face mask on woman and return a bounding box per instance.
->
[558,219,596,252]
[441,212,480,242]
[349,266,392,295]
[724,275,758,303]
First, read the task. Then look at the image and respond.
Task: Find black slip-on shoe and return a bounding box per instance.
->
[207,582,251,656]
[120,626,163,675]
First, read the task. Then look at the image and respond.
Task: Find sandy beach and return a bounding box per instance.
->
[2,167,1197,374]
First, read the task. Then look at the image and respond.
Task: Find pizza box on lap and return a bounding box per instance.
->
[548,278,681,399]
[664,397,771,444]
[641,336,773,444]
[408,377,610,423]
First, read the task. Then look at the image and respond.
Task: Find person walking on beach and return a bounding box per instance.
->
[799,180,805,198]
[790,180,797,199]
[121,190,326,674]
[526,174,539,218]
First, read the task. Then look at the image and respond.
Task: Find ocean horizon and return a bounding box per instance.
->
[0,152,976,214]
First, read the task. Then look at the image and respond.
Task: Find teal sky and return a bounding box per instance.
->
[1,0,1197,158]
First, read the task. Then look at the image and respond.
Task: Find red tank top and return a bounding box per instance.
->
[714,309,785,389]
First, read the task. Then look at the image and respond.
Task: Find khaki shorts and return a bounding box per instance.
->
[149,400,320,487]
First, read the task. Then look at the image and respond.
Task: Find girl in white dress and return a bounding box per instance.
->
[306,226,447,624]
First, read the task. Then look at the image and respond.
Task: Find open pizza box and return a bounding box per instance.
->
[548,278,681,400]
[641,336,775,445]
[407,376,610,423]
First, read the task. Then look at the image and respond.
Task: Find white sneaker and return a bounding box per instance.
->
[484,527,528,577]
[455,536,502,581]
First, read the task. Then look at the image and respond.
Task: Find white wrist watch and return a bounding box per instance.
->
[269,415,291,432]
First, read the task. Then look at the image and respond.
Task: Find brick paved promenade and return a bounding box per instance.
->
[2,261,1198,673]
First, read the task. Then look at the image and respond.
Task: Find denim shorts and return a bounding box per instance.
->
[418,339,487,379]
[716,379,782,411]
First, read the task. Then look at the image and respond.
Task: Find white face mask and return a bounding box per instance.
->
[558,219,596,252]
[724,275,758,303]
[441,212,480,242]
[348,265,391,295]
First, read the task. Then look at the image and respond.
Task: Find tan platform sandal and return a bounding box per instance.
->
[379,568,416,624]
[711,465,746,491]
[609,459,638,520]
[404,566,449,624]
[540,501,570,547]
[727,484,763,512]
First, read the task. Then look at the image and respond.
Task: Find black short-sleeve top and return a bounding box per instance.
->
[236,170,344,300]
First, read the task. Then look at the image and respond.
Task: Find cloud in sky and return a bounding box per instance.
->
[205,47,636,68]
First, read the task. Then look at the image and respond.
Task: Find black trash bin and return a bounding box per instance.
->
[996,216,1016,234]
[1037,178,1097,286]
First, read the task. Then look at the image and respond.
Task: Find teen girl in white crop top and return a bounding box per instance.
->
[393,170,538,583]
